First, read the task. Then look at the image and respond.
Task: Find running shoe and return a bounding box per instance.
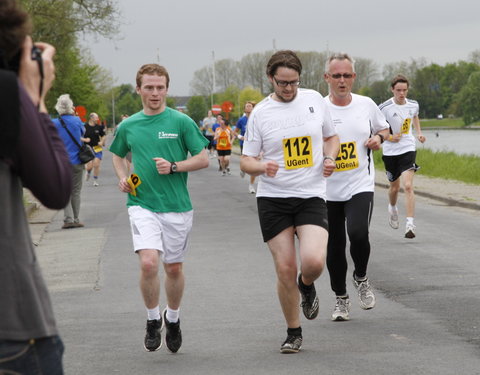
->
[144,318,162,352]
[331,296,351,321]
[162,309,182,353]
[61,222,75,229]
[405,223,416,238]
[240,170,245,178]
[226,168,231,175]
[85,172,91,182]
[248,184,256,194]
[222,171,226,176]
[352,275,376,310]
[388,207,399,229]
[93,180,99,187]
[297,274,319,320]
[280,334,302,353]
[72,222,84,228]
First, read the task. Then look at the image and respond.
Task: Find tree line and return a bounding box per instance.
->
[22,0,480,126]
[190,51,480,125]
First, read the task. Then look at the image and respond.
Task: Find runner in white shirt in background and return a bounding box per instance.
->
[324,53,390,322]
[379,74,426,239]
[241,50,339,354]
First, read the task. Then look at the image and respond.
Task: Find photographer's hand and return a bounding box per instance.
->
[18,36,55,113]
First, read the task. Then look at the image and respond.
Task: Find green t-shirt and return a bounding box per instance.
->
[110,107,209,212]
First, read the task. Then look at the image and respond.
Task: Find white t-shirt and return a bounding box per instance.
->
[243,88,337,199]
[325,93,389,202]
[202,116,216,136]
[379,98,420,156]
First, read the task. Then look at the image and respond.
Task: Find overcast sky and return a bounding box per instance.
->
[83,0,480,96]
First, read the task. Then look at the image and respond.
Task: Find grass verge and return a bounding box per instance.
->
[374,148,480,185]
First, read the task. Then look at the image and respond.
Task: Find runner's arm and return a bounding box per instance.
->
[413,115,426,143]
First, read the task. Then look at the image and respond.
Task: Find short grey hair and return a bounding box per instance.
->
[55,94,75,115]
[325,53,356,73]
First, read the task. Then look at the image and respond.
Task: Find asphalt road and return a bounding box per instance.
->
[32,147,480,375]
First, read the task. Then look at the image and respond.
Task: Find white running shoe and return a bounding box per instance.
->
[248,184,255,194]
[332,296,351,321]
[93,180,99,187]
[405,223,416,238]
[352,277,376,310]
[85,173,91,182]
[388,207,399,229]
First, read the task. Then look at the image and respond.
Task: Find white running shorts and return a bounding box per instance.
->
[127,205,193,264]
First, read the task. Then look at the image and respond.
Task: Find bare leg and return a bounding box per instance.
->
[138,249,161,309]
[163,262,184,310]
[267,227,300,328]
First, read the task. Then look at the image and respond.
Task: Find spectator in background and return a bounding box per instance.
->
[0,0,71,373]
[52,94,87,228]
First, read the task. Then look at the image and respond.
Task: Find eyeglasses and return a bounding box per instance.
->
[273,76,300,87]
[328,73,354,79]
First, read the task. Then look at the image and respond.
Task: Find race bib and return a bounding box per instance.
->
[218,138,228,147]
[335,141,359,172]
[127,173,142,196]
[401,118,411,134]
[283,136,313,170]
[93,145,103,153]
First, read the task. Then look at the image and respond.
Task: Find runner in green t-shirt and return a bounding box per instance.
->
[110,64,209,354]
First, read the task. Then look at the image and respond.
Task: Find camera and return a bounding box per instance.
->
[0,45,42,74]
[31,45,42,62]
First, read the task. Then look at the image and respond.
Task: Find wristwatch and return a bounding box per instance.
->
[170,162,177,174]
[377,133,385,143]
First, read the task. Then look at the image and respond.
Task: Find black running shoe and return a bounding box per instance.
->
[297,274,319,320]
[280,334,302,353]
[162,309,182,353]
[144,318,162,352]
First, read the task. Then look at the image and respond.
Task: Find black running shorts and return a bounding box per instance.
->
[257,197,328,242]
[382,151,419,182]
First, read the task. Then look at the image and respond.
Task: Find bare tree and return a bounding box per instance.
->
[238,51,272,95]
[215,59,240,92]
[190,66,214,96]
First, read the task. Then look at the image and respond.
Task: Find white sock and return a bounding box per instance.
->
[147,306,160,321]
[166,306,179,323]
[388,204,397,213]
[406,217,414,225]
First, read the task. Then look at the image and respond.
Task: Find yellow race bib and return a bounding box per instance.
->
[283,136,313,170]
[335,141,359,172]
[93,145,103,153]
[127,173,142,196]
[400,118,411,134]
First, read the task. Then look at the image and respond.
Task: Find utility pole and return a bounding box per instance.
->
[211,50,216,109]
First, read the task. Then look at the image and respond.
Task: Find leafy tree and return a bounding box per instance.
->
[20,0,121,114]
[458,71,480,125]
[238,87,264,117]
[186,96,208,124]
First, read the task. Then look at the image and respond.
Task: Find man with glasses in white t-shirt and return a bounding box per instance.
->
[241,50,339,353]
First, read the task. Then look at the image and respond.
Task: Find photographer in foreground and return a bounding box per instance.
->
[0,0,72,373]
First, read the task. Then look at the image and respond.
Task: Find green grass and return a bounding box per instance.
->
[374,149,480,185]
[421,118,480,128]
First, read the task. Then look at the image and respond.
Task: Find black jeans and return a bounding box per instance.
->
[0,335,64,375]
[326,192,373,296]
